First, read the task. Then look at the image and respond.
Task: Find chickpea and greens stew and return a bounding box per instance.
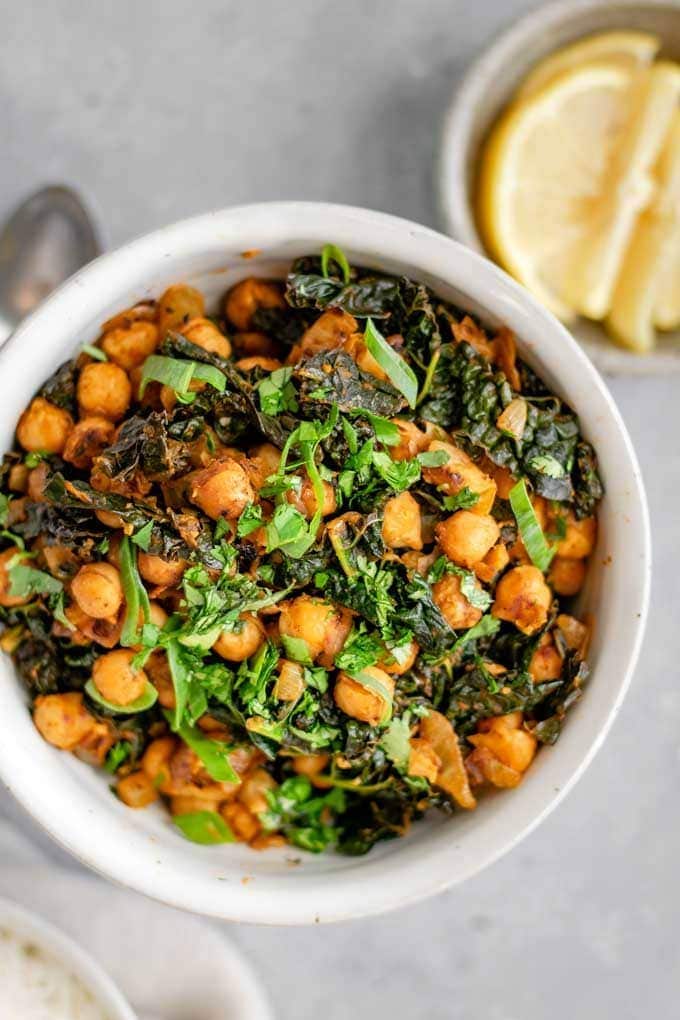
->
[0,247,602,855]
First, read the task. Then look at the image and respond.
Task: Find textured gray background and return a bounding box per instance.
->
[0,2,676,1017]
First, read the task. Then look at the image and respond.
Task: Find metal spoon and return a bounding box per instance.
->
[0,185,102,345]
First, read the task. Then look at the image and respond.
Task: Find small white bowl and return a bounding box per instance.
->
[0,896,136,1019]
[0,202,650,923]
[439,0,680,375]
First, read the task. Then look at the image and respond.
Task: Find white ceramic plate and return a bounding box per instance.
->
[438,0,680,376]
[0,870,274,1020]
[0,202,651,923]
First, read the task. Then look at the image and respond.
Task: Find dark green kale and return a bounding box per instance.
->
[39,359,77,413]
[95,412,192,482]
[295,349,405,418]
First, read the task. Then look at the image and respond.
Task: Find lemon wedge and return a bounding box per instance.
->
[477,63,632,322]
[563,62,680,321]
[517,30,659,99]
[606,113,680,351]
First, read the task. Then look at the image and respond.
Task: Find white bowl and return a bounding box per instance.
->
[439,0,680,376]
[0,202,651,924]
[0,896,136,1019]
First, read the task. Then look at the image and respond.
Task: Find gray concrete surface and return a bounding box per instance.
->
[0,2,676,1017]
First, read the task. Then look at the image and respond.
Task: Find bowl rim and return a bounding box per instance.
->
[437,0,680,376]
[0,201,651,923]
[0,895,136,1018]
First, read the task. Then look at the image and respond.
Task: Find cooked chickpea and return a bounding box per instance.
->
[235,355,282,372]
[96,508,125,529]
[492,564,552,635]
[293,309,357,360]
[77,362,131,421]
[469,717,537,773]
[279,595,352,667]
[408,737,440,783]
[390,419,429,462]
[435,510,500,569]
[422,441,497,515]
[529,634,563,681]
[213,613,265,662]
[248,442,281,487]
[26,462,49,502]
[432,573,483,630]
[548,556,587,596]
[42,543,79,580]
[238,768,277,814]
[101,321,159,370]
[137,551,187,587]
[553,512,597,559]
[334,666,395,725]
[273,659,305,701]
[91,648,148,706]
[33,692,95,749]
[145,650,175,708]
[224,278,285,331]
[292,753,330,778]
[157,283,205,335]
[473,542,509,584]
[116,771,158,808]
[189,457,254,520]
[71,561,123,619]
[182,316,232,358]
[141,736,176,784]
[0,548,29,607]
[147,601,169,628]
[286,475,337,519]
[16,397,73,454]
[221,801,260,842]
[170,794,228,815]
[382,491,422,550]
[62,416,115,470]
[8,463,28,492]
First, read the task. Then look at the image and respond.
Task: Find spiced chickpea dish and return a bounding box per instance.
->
[0,247,603,855]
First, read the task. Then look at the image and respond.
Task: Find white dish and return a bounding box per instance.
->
[438,0,680,376]
[0,201,650,923]
[0,894,136,1020]
[0,869,274,1020]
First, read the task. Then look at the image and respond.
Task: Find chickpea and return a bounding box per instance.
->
[62,416,115,470]
[382,491,422,550]
[189,457,254,520]
[279,595,352,667]
[469,718,537,773]
[422,441,497,515]
[141,736,176,785]
[474,542,509,584]
[221,801,261,842]
[182,316,232,358]
[492,565,552,635]
[77,362,131,421]
[286,475,337,519]
[101,321,159,370]
[8,463,28,493]
[147,601,169,628]
[293,309,357,360]
[170,794,228,815]
[334,667,395,726]
[548,556,586,596]
[379,639,419,675]
[26,462,49,502]
[42,543,79,580]
[213,613,264,662]
[65,603,122,649]
[224,278,285,331]
[237,768,277,814]
[137,551,187,587]
[466,746,522,789]
[157,283,205,336]
[236,355,282,372]
[116,771,158,808]
[390,419,429,462]
[273,659,305,701]
[0,548,29,607]
[432,573,483,630]
[233,331,278,358]
[146,650,175,708]
[435,510,500,569]
[529,634,563,681]
[248,442,281,488]
[33,692,95,750]
[292,753,330,778]
[16,397,73,454]
[96,508,125,529]
[553,512,597,559]
[408,737,440,783]
[91,648,148,706]
[71,561,123,619]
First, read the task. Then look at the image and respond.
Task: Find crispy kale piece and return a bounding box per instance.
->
[95,412,192,482]
[39,359,78,413]
[295,349,406,418]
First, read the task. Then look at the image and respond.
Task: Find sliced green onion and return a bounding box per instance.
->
[165,711,239,783]
[120,536,150,647]
[363,318,418,409]
[281,634,314,666]
[139,355,226,399]
[81,343,107,361]
[509,479,555,572]
[166,636,190,730]
[174,811,235,845]
[85,678,158,714]
[320,243,351,284]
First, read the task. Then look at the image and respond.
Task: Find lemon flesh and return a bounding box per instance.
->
[477,63,632,322]
[517,30,659,99]
[607,114,680,351]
